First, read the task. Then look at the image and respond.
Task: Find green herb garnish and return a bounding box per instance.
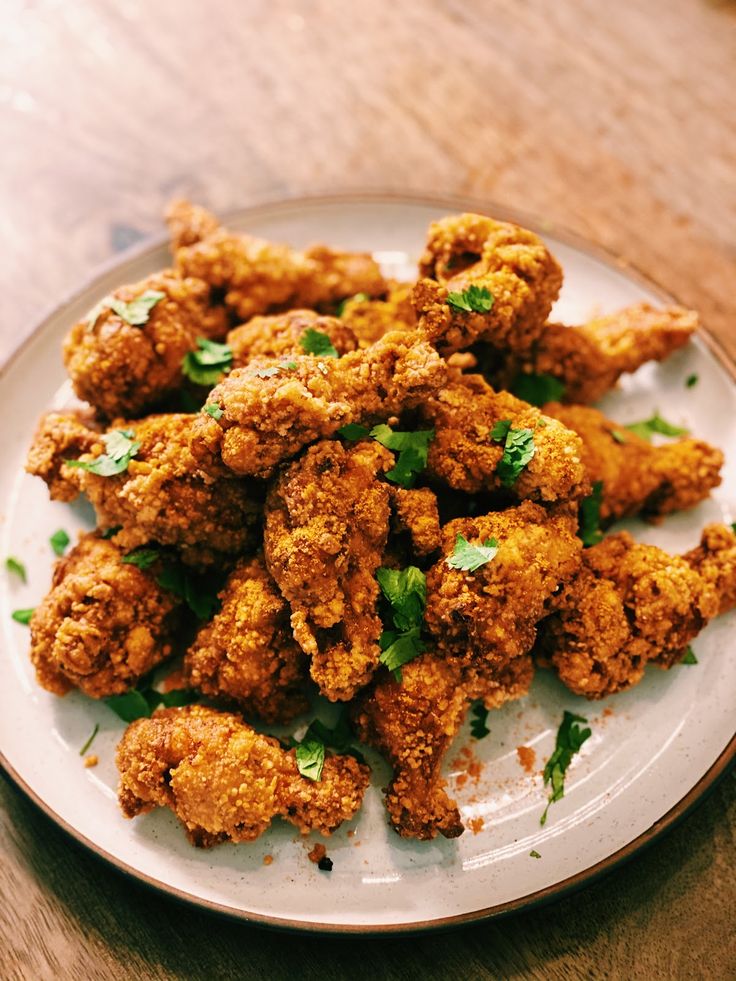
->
[529,850,542,859]
[370,424,434,488]
[105,686,198,722]
[5,557,26,583]
[338,423,371,441]
[682,646,698,665]
[67,429,140,477]
[610,429,627,444]
[204,402,223,420]
[101,526,122,540]
[578,480,604,547]
[121,547,161,571]
[470,703,490,739]
[540,711,592,825]
[300,328,339,358]
[295,736,325,782]
[490,423,536,487]
[511,372,566,407]
[87,289,165,330]
[336,292,370,317]
[79,723,99,756]
[49,529,70,557]
[156,563,219,620]
[446,533,499,573]
[685,374,698,389]
[182,338,233,386]
[447,284,494,314]
[376,565,427,680]
[625,411,689,443]
[12,608,34,625]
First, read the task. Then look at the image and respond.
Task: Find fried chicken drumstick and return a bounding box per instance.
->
[117,705,370,846]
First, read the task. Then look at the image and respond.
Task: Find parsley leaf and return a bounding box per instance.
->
[490,424,536,487]
[470,702,490,739]
[610,429,627,444]
[338,423,371,441]
[49,529,70,557]
[511,372,566,407]
[87,289,165,330]
[300,328,339,358]
[67,429,140,477]
[685,374,698,389]
[529,850,542,859]
[578,480,604,547]
[298,709,365,766]
[370,424,434,488]
[490,419,512,442]
[122,547,161,570]
[295,736,325,782]
[336,292,370,317]
[447,284,494,314]
[625,412,689,442]
[540,711,591,825]
[681,646,698,665]
[376,564,427,680]
[79,723,99,756]
[446,533,499,573]
[204,402,223,420]
[101,526,122,539]
[379,627,425,677]
[182,338,233,386]
[12,608,34,625]
[156,563,219,620]
[5,557,26,583]
[105,686,198,722]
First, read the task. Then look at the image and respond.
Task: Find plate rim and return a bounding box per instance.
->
[1,189,734,935]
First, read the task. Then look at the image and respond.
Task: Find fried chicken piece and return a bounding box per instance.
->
[184,555,309,723]
[419,373,589,502]
[412,213,562,355]
[25,411,100,502]
[425,502,582,669]
[544,402,723,523]
[340,281,417,346]
[541,526,736,698]
[26,413,262,568]
[117,705,370,846]
[264,440,393,701]
[227,309,358,367]
[388,486,442,557]
[489,303,697,404]
[63,271,228,419]
[191,330,448,479]
[352,653,533,840]
[29,533,183,697]
[167,200,386,321]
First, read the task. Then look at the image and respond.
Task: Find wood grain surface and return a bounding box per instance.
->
[1,1,735,979]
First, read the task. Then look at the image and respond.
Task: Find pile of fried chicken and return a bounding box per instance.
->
[24,203,736,847]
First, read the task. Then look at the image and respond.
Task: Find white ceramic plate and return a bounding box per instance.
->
[1,194,734,934]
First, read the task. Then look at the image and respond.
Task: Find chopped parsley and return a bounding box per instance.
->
[300,328,339,358]
[447,284,494,314]
[338,423,371,441]
[376,565,427,680]
[67,429,140,477]
[540,711,592,825]
[336,292,370,317]
[87,289,165,329]
[204,402,223,420]
[685,374,699,389]
[295,736,325,781]
[511,372,566,407]
[101,526,122,539]
[610,429,627,444]
[446,533,499,573]
[182,338,233,386]
[156,562,219,620]
[470,703,490,739]
[529,850,542,859]
[79,723,99,756]
[490,422,536,487]
[370,424,434,488]
[578,480,604,547]
[625,411,689,443]
[105,686,198,722]
[121,547,161,570]
[254,361,299,379]
[681,646,698,665]
[292,709,365,781]
[5,557,26,583]
[12,608,34,625]
[49,529,70,557]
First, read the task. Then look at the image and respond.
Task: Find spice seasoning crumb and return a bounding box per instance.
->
[263,854,273,866]
[516,745,536,773]
[468,817,484,834]
[84,754,98,768]
[307,842,327,864]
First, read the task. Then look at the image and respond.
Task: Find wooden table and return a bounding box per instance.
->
[1,2,734,978]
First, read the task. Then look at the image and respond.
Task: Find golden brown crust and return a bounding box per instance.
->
[30,533,182,697]
[340,281,417,346]
[25,411,99,502]
[683,523,736,616]
[388,486,442,556]
[227,309,358,367]
[116,705,370,845]
[185,555,309,723]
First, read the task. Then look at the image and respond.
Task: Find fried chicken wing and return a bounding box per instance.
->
[63,271,228,419]
[227,309,358,367]
[29,533,183,697]
[167,200,386,321]
[489,303,697,404]
[352,653,533,840]
[424,502,582,669]
[540,525,736,698]
[544,402,723,523]
[264,440,393,701]
[419,373,589,502]
[26,413,262,568]
[184,555,309,723]
[117,705,370,845]
[339,281,417,346]
[190,331,447,480]
[412,213,562,355]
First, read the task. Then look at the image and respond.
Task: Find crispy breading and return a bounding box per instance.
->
[185,555,309,723]
[352,653,533,840]
[490,303,697,404]
[544,402,723,523]
[419,373,589,501]
[227,309,358,367]
[29,533,182,697]
[412,213,562,355]
[264,440,393,701]
[541,528,734,697]
[167,200,386,321]
[116,705,371,845]
[340,281,417,346]
[63,271,228,419]
[191,331,448,480]
[425,502,582,669]
[25,411,99,502]
[26,412,262,568]
[388,486,442,556]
